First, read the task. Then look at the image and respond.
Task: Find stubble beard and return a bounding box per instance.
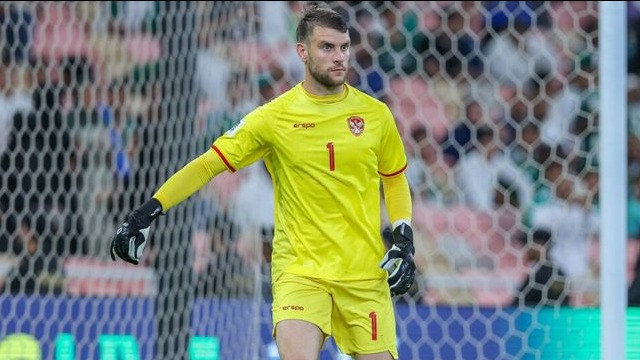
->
[309,58,345,89]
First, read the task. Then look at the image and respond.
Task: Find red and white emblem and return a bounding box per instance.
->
[347,116,365,136]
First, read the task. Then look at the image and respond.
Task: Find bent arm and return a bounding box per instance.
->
[153,149,228,211]
[381,172,412,229]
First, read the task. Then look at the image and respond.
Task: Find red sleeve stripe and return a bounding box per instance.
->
[211,145,236,173]
[378,163,407,177]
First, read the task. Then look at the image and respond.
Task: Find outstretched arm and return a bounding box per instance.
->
[153,148,228,211]
[110,149,228,264]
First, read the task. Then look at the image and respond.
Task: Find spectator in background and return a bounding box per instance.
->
[492,177,523,245]
[230,161,275,300]
[0,2,34,62]
[441,98,487,165]
[257,1,304,85]
[2,219,61,295]
[1,57,87,257]
[0,50,33,156]
[493,177,521,210]
[483,20,533,88]
[433,7,483,79]
[512,228,569,307]
[376,3,428,76]
[540,74,584,156]
[483,2,555,88]
[101,79,133,186]
[529,153,563,207]
[529,174,599,279]
[348,48,386,99]
[231,161,274,263]
[455,125,533,211]
[509,120,547,183]
[195,30,232,116]
[406,126,459,205]
[570,103,599,176]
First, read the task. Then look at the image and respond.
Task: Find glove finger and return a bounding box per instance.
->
[379,245,403,268]
[382,257,402,273]
[389,262,415,295]
[386,259,405,284]
[389,272,404,291]
[127,236,140,265]
[117,238,133,263]
[379,253,390,268]
[134,228,148,259]
[128,236,137,261]
[396,274,413,295]
[398,266,417,295]
[391,278,408,296]
[135,239,146,260]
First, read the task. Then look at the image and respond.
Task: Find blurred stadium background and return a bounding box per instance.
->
[0,1,639,359]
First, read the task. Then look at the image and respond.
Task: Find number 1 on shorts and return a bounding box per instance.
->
[369,311,377,341]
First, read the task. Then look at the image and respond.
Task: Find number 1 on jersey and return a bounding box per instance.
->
[326,142,335,171]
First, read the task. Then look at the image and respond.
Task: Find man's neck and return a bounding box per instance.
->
[302,79,345,96]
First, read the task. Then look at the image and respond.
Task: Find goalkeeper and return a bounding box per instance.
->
[110,3,414,359]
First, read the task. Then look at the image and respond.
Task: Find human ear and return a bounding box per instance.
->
[296,43,308,63]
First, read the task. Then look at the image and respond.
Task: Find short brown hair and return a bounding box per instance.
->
[296,2,348,43]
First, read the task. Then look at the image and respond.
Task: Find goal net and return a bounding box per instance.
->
[0,1,632,359]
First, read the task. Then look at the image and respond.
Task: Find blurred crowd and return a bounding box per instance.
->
[0,1,639,308]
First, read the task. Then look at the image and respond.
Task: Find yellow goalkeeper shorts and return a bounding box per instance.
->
[272,272,398,359]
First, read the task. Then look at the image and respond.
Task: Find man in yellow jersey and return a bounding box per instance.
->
[110,3,415,359]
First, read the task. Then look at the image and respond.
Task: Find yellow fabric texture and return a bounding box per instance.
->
[212,82,409,281]
[381,172,412,227]
[153,149,227,211]
[272,273,398,358]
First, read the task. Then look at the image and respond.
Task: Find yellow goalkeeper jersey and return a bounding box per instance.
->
[212,83,407,281]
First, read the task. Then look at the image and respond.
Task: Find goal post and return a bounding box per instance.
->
[599,2,627,359]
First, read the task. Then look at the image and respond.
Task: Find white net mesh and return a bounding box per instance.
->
[0,1,630,359]
[0,2,262,359]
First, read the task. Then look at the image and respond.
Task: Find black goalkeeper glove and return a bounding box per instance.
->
[379,223,416,296]
[110,198,163,265]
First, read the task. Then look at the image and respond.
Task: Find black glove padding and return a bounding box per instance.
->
[110,198,162,265]
[379,223,416,296]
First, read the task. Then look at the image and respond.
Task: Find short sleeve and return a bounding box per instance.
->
[378,105,407,177]
[211,106,272,172]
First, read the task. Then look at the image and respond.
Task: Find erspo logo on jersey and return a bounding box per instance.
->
[282,305,305,311]
[293,123,315,129]
[347,116,365,136]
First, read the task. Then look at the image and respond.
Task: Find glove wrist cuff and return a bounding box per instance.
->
[135,198,163,225]
[392,223,414,254]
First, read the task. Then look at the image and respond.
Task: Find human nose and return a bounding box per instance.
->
[334,49,347,63]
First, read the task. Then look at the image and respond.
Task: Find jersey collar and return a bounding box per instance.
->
[299,82,349,104]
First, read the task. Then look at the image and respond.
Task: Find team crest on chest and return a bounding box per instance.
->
[347,116,365,136]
